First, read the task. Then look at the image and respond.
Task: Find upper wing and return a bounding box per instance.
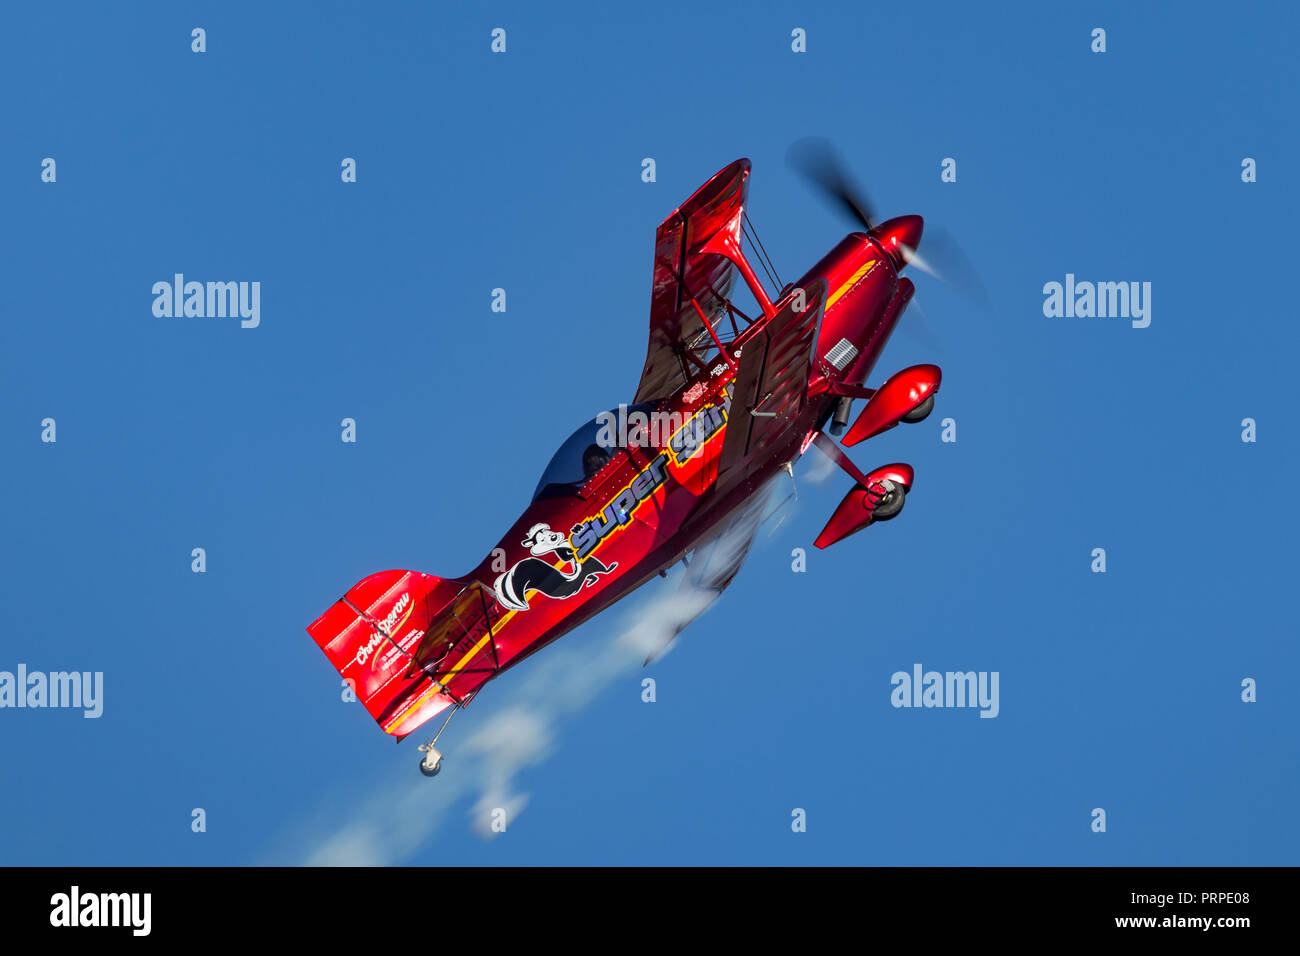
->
[635,159,751,404]
[714,278,827,492]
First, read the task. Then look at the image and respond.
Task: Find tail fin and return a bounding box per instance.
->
[307,569,465,737]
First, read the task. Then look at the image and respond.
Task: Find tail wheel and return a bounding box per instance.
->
[418,746,444,777]
[902,394,935,424]
[869,480,906,521]
[419,756,442,777]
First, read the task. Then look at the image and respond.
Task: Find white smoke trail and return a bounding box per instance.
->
[804,440,840,485]
[277,501,772,865]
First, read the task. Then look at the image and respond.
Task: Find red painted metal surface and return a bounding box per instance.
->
[307,158,943,740]
[813,463,916,550]
[870,214,924,268]
[636,159,750,403]
[698,207,777,318]
[842,363,942,446]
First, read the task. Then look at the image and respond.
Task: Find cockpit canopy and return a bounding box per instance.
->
[532,405,654,502]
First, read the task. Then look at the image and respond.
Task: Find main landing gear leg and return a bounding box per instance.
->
[416,705,459,778]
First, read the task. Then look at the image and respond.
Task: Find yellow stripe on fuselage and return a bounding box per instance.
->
[438,624,505,683]
[386,604,521,734]
[826,258,877,312]
[390,396,736,735]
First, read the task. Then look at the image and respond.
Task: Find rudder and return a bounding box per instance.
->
[307,569,464,736]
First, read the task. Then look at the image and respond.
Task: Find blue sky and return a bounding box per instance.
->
[1,0,1295,865]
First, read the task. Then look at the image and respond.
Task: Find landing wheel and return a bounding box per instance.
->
[902,394,935,424]
[418,746,443,778]
[870,480,906,521]
[415,705,459,779]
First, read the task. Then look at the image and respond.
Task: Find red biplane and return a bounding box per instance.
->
[308,148,955,776]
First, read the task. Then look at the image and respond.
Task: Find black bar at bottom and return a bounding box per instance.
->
[1,866,1281,942]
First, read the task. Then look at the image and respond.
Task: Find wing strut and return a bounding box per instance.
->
[698,208,778,319]
[689,298,739,373]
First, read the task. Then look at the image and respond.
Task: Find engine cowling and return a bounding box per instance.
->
[813,463,914,549]
[842,364,941,446]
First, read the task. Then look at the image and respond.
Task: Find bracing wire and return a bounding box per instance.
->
[743,210,783,290]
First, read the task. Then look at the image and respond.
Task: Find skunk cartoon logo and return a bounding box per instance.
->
[493,522,618,612]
